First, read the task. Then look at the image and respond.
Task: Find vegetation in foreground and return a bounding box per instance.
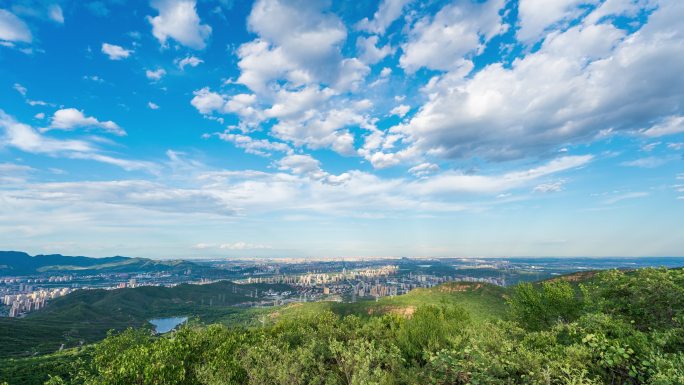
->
[2,268,683,385]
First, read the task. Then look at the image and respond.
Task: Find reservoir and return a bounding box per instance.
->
[149,316,188,334]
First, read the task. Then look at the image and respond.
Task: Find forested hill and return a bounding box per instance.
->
[0,280,290,358]
[0,251,199,275]
[1,267,683,385]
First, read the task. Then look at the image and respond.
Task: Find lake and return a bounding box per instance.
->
[149,316,188,334]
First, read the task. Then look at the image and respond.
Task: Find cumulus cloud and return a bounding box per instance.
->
[146,68,166,81]
[357,35,393,64]
[176,55,203,69]
[277,153,351,185]
[0,9,32,43]
[101,43,132,60]
[148,0,212,49]
[213,131,291,157]
[389,104,410,118]
[148,102,160,110]
[49,108,125,136]
[389,2,684,162]
[357,0,412,35]
[516,0,587,44]
[400,0,506,73]
[237,0,351,92]
[191,87,226,114]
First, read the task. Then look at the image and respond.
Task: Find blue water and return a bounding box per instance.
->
[149,316,188,333]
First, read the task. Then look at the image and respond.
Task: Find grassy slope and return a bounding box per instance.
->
[265,281,508,324]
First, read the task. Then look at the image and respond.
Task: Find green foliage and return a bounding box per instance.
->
[508,280,585,331]
[590,268,684,331]
[396,304,469,364]
[0,281,289,358]
[2,268,684,385]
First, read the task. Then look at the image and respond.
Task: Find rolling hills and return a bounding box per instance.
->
[0,251,205,275]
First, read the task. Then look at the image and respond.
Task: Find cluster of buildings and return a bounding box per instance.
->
[3,287,72,317]
[244,266,506,307]
[241,265,399,286]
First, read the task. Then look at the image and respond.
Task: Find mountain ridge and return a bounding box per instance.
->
[0,251,196,275]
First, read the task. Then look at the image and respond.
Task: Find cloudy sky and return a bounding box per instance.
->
[0,0,683,258]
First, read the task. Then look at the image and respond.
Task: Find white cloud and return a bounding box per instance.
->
[148,102,160,110]
[602,191,649,205]
[277,153,351,185]
[101,43,132,60]
[357,0,412,35]
[389,104,410,118]
[176,55,203,69]
[277,154,322,175]
[667,143,684,151]
[408,162,438,177]
[191,87,226,114]
[48,4,64,24]
[640,116,684,137]
[0,162,34,184]
[620,156,669,168]
[414,155,592,195]
[49,108,125,136]
[148,0,212,49]
[0,9,32,43]
[34,112,45,119]
[1,111,154,173]
[641,142,660,152]
[192,0,376,157]
[146,68,166,81]
[13,83,27,96]
[214,131,291,157]
[239,0,349,93]
[390,3,684,162]
[357,35,392,64]
[516,0,588,43]
[400,0,506,73]
[219,242,271,250]
[1,110,93,154]
[533,181,565,193]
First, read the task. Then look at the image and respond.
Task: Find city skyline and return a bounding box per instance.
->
[1,0,683,258]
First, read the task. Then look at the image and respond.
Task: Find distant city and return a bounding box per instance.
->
[3,254,683,318]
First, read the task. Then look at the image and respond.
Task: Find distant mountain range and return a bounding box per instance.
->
[0,251,200,276]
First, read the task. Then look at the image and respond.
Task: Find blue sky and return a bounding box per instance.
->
[0,0,683,258]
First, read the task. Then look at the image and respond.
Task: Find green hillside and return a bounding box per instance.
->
[0,251,216,275]
[269,281,507,323]
[0,280,290,358]
[2,268,684,385]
